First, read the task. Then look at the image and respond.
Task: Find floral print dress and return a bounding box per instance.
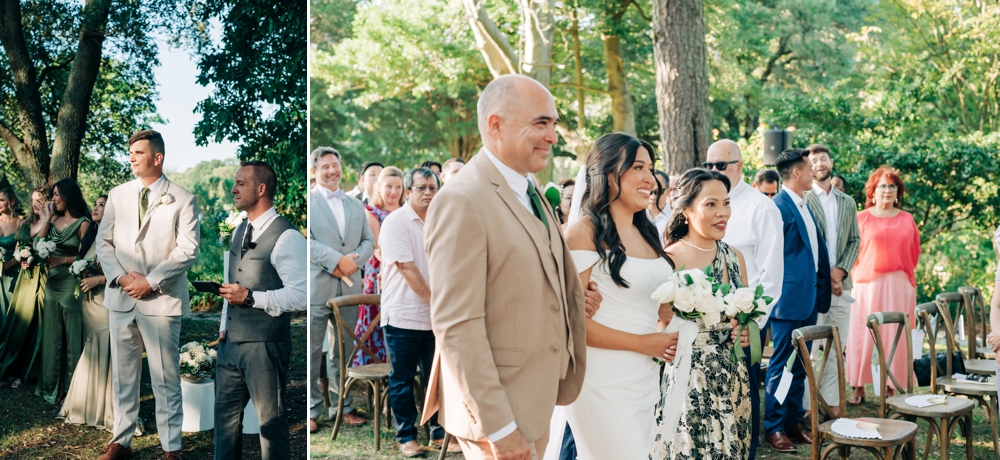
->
[651,241,751,459]
[353,204,390,366]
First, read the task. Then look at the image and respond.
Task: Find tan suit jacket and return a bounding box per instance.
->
[421,151,587,443]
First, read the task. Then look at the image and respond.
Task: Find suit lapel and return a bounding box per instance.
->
[310,188,344,242]
[835,190,852,257]
[137,180,170,240]
[473,153,562,299]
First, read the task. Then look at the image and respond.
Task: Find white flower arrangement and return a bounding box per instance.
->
[651,266,727,327]
[159,192,175,206]
[13,246,32,265]
[33,239,56,260]
[218,207,249,245]
[179,341,217,382]
[69,259,91,277]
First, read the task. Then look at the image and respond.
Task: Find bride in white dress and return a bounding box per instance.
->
[557,133,679,459]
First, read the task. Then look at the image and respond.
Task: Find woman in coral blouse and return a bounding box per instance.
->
[846,166,921,404]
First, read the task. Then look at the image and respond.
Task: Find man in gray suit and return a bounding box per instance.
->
[309,147,374,433]
[215,161,306,459]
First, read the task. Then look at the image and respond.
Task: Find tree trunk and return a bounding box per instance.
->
[0,0,49,189]
[49,0,112,183]
[570,11,586,129]
[518,0,555,87]
[464,0,518,77]
[651,0,711,174]
[603,34,636,135]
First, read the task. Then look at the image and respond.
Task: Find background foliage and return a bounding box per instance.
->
[315,0,1000,301]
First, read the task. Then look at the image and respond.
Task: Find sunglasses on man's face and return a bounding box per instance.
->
[762,192,777,198]
[702,160,739,171]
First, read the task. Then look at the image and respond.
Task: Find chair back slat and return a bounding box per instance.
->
[959,286,990,354]
[915,300,960,393]
[937,292,973,358]
[328,294,385,375]
[793,324,845,455]
[866,312,914,418]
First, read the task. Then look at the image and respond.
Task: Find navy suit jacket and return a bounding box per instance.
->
[772,190,832,321]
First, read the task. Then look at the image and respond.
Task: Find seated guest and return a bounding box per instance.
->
[347,161,384,204]
[752,169,780,198]
[832,174,847,193]
[379,167,460,457]
[419,160,442,176]
[440,158,465,183]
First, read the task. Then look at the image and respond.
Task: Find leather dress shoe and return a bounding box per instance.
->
[430,438,463,453]
[764,432,798,453]
[787,422,814,444]
[342,411,367,427]
[309,418,319,433]
[164,451,182,460]
[97,443,132,460]
[400,440,425,458]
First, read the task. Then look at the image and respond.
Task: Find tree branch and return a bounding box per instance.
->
[760,34,793,84]
[629,1,652,23]
[549,82,609,94]
[0,119,22,151]
[38,55,75,84]
[464,0,519,77]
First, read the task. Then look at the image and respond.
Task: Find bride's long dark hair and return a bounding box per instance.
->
[581,133,671,288]
[664,169,731,246]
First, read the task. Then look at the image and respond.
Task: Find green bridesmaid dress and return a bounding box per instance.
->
[37,217,88,404]
[0,222,47,383]
[0,231,20,319]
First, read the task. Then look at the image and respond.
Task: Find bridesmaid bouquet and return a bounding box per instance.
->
[34,239,56,260]
[723,284,772,365]
[218,207,248,245]
[179,341,218,383]
[70,258,98,299]
[650,266,727,327]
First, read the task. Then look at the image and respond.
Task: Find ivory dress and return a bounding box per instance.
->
[563,250,672,459]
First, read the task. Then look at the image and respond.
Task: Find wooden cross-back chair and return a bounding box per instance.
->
[958,286,993,360]
[867,311,975,460]
[329,294,392,449]
[793,324,918,460]
[916,300,1000,454]
[934,293,995,376]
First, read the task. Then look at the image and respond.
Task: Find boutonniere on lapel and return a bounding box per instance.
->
[159,192,175,206]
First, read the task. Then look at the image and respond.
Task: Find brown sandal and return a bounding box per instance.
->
[847,392,865,405]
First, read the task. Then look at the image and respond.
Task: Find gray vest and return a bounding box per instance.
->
[225,215,295,343]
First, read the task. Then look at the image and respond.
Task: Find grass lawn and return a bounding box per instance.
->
[0,312,308,459]
[311,381,997,459]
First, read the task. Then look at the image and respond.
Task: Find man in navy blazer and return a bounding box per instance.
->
[763,149,832,453]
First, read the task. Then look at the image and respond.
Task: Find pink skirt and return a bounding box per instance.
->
[845,271,917,388]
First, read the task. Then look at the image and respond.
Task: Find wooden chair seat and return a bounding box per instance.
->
[963,358,996,375]
[936,376,997,397]
[819,417,918,447]
[348,363,391,380]
[977,346,995,360]
[885,394,975,418]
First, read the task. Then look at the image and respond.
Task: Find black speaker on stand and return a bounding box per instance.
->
[763,129,793,166]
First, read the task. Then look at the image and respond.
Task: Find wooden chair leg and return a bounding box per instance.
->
[965,412,974,460]
[332,377,357,441]
[373,381,382,451]
[938,418,950,460]
[438,432,453,460]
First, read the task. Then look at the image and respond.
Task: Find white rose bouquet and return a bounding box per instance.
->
[179,341,217,383]
[218,207,248,245]
[723,284,772,365]
[33,239,56,260]
[69,259,91,277]
[651,266,727,327]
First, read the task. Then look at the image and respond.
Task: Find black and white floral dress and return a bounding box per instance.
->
[650,241,751,459]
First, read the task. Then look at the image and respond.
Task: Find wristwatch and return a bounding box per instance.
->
[244,290,255,307]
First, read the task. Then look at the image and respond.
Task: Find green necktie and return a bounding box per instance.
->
[139,187,149,223]
[526,181,549,234]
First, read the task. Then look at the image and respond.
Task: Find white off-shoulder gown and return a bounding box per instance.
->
[556,250,672,460]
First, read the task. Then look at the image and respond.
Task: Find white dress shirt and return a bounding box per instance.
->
[722,180,784,327]
[481,147,529,442]
[784,185,819,272]
[647,208,671,247]
[219,207,307,332]
[483,147,533,213]
[812,183,839,268]
[318,185,347,237]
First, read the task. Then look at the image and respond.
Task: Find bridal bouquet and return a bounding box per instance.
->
[218,207,248,245]
[650,266,726,326]
[723,285,772,365]
[179,341,217,383]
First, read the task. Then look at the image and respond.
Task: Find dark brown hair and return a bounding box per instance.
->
[128,129,165,155]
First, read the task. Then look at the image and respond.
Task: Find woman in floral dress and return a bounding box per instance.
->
[650,169,752,460]
[354,166,405,366]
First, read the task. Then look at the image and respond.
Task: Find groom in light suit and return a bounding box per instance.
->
[421,75,588,460]
[96,130,200,460]
[308,147,374,432]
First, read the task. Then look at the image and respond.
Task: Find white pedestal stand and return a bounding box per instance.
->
[243,399,260,434]
[181,378,215,432]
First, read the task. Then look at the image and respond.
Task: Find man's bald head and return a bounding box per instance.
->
[705,139,744,186]
[476,74,559,175]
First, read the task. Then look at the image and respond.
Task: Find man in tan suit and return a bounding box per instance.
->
[421,75,589,460]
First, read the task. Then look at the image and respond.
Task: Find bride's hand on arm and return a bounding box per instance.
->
[639,332,678,361]
[583,281,601,318]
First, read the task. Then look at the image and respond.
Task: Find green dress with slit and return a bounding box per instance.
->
[0,222,47,383]
[36,217,88,404]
